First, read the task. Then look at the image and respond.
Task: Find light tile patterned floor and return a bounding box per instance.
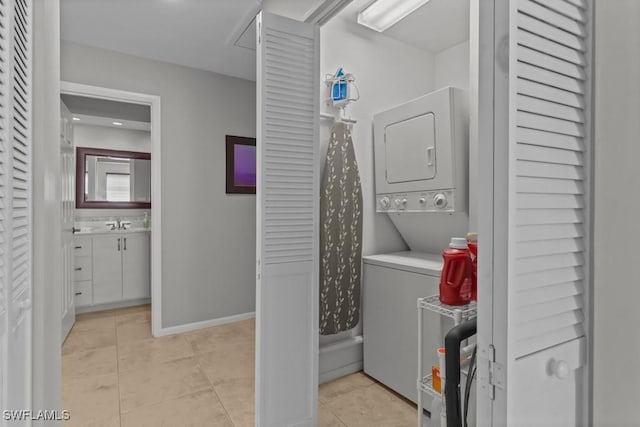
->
[62,305,416,426]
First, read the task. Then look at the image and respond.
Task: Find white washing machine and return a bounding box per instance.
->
[363,251,450,407]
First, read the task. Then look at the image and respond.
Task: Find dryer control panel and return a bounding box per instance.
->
[377,190,457,213]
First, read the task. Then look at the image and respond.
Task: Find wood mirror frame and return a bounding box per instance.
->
[76,147,151,209]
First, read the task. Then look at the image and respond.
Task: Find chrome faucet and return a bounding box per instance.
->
[105,219,131,230]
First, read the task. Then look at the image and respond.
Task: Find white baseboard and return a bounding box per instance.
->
[319,335,364,384]
[155,311,256,337]
[61,311,75,344]
[76,298,151,314]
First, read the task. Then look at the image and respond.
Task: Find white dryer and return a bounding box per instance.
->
[373,86,469,254]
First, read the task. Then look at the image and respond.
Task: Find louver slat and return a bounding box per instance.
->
[261,25,317,265]
[1,0,32,414]
[513,2,589,358]
[0,0,6,350]
[9,0,30,299]
[519,0,585,37]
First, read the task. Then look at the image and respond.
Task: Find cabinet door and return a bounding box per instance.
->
[92,236,123,304]
[122,234,150,300]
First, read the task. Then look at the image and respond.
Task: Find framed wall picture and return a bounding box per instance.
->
[226,135,257,194]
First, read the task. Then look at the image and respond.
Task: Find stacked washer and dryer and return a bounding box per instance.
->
[362,87,469,410]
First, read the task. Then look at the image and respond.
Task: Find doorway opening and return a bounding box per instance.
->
[59,82,162,337]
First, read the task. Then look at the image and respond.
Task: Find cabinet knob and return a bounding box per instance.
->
[74,267,82,271]
[547,359,570,380]
[117,238,121,251]
[74,246,82,249]
[74,292,82,296]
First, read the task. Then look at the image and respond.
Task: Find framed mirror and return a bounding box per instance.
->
[76,147,151,209]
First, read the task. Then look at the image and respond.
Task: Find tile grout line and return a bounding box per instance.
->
[116,330,221,419]
[319,398,349,427]
[115,315,123,427]
[191,338,237,427]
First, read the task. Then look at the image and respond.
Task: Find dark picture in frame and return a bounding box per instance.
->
[226,135,257,194]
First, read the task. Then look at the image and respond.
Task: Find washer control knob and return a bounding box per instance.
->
[394,198,402,207]
[419,197,427,205]
[401,198,407,207]
[380,197,391,210]
[434,193,448,209]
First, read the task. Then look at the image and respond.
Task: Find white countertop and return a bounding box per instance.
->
[74,227,151,236]
[363,251,443,276]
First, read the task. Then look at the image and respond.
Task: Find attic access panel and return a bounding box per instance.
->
[385,112,436,184]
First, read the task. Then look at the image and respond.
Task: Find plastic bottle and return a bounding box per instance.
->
[439,237,473,306]
[143,212,150,229]
[466,232,478,301]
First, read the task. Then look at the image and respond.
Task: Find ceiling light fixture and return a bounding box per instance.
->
[112,122,123,126]
[357,0,431,32]
[72,117,80,121]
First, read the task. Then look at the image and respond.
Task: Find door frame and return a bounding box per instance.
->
[59,81,163,336]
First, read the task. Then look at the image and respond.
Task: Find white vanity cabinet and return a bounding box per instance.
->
[74,231,150,310]
[122,234,150,300]
[73,237,93,307]
[92,236,125,304]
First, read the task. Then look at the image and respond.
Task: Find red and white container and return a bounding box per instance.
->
[439,237,473,306]
[466,232,478,301]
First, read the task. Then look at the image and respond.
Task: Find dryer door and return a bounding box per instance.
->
[385,113,436,184]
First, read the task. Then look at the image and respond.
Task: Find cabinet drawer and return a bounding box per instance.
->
[74,281,93,307]
[74,256,92,281]
[73,238,92,257]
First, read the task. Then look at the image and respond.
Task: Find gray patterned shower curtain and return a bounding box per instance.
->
[319,122,363,335]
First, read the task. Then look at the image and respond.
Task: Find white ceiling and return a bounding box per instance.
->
[262,0,323,21]
[384,0,469,53]
[338,0,469,53]
[61,0,261,81]
[61,94,151,122]
[72,114,151,132]
[61,0,468,81]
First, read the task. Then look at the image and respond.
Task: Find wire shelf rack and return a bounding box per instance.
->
[418,374,441,400]
[417,295,477,320]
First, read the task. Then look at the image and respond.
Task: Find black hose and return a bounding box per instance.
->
[444,318,477,427]
[463,346,477,427]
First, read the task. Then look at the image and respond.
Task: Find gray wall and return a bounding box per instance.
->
[61,41,257,328]
[593,1,640,425]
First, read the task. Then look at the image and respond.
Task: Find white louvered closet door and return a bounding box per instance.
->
[1,0,33,422]
[477,0,593,425]
[255,12,320,427]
